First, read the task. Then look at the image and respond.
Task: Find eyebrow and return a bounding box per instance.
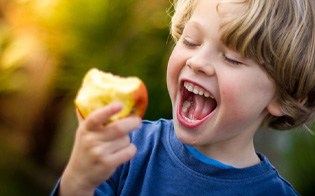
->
[182,19,208,38]
[185,20,204,31]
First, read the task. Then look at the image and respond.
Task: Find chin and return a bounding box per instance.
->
[173,116,203,146]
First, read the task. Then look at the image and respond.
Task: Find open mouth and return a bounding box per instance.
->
[177,81,217,127]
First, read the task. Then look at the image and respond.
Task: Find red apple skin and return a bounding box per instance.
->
[131,81,148,118]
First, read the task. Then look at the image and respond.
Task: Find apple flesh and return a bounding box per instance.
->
[74,68,148,122]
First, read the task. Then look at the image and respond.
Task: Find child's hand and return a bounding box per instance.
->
[59,102,141,196]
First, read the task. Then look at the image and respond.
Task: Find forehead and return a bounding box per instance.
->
[188,0,220,28]
[191,0,246,18]
[187,0,246,34]
[217,0,247,15]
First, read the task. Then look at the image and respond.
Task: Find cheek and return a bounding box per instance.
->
[166,47,185,100]
[247,74,276,105]
[220,84,249,121]
[219,72,275,119]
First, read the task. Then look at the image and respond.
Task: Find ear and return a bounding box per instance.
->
[267,98,284,117]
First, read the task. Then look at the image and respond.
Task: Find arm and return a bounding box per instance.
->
[58,102,141,196]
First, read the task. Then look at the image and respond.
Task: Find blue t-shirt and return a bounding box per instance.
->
[51,119,299,196]
[184,145,236,169]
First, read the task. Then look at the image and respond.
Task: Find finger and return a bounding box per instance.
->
[102,135,131,154]
[101,116,142,141]
[87,135,131,162]
[109,143,137,166]
[85,102,123,130]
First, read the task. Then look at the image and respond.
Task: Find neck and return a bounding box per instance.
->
[194,138,260,168]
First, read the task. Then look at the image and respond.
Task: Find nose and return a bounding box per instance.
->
[186,47,216,76]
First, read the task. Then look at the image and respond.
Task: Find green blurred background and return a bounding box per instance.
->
[0,0,314,195]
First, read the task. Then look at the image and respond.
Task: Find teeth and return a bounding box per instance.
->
[184,81,214,99]
[181,100,198,122]
[204,92,210,98]
[193,88,199,95]
[182,100,191,113]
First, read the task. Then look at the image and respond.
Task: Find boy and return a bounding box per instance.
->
[52,0,315,195]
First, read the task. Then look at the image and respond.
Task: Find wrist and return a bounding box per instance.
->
[59,169,95,196]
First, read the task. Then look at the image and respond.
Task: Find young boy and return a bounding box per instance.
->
[52,0,315,195]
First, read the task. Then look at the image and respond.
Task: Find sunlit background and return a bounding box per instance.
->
[0,0,314,195]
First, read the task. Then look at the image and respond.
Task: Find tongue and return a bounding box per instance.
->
[189,95,215,120]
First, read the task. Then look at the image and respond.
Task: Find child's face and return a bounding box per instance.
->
[167,0,282,148]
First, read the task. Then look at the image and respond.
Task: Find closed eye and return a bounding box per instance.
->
[182,38,199,48]
[223,55,242,65]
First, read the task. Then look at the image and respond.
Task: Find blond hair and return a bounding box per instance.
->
[171,0,315,130]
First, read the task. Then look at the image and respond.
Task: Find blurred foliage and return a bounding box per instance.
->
[284,129,315,195]
[0,0,314,195]
[51,0,173,120]
[0,0,172,195]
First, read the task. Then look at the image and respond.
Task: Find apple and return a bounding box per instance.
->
[74,68,148,122]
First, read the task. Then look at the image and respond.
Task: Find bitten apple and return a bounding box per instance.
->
[74,68,148,122]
